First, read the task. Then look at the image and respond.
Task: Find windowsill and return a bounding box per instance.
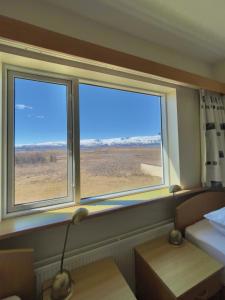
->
[0,187,205,241]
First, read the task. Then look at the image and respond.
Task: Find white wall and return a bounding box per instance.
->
[177,87,201,188]
[0,0,212,78]
[164,87,201,189]
[212,60,225,82]
[166,90,181,186]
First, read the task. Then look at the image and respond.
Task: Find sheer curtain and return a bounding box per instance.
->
[200,89,225,188]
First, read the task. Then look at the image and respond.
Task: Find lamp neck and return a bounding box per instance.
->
[60,222,72,273]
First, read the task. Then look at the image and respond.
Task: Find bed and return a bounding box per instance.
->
[175,191,225,294]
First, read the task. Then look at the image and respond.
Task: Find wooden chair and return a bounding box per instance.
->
[0,249,36,300]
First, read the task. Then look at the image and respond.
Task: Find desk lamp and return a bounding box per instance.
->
[168,185,183,245]
[51,207,89,300]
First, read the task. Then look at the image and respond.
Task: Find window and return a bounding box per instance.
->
[3,65,168,216]
[5,68,76,214]
[79,84,165,199]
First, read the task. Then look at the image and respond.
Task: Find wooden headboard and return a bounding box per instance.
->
[175,191,225,232]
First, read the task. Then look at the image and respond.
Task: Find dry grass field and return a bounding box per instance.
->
[15,146,162,204]
[15,150,68,204]
[80,146,162,198]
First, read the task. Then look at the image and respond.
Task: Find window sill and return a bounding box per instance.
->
[0,187,205,240]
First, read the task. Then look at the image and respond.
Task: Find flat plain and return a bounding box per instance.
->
[15,146,162,204]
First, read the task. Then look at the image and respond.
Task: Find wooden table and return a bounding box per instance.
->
[135,236,224,300]
[43,258,136,300]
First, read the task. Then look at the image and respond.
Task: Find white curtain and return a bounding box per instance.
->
[200,89,225,188]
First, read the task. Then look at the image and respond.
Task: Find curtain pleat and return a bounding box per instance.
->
[200,89,225,188]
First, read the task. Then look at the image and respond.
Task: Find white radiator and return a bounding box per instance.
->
[35,220,172,294]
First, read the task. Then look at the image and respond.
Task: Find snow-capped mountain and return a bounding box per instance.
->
[15,135,161,150]
[80,135,161,147]
[15,141,67,150]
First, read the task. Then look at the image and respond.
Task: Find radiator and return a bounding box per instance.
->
[35,220,173,294]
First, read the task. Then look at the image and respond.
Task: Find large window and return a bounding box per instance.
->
[3,66,168,216]
[79,84,164,199]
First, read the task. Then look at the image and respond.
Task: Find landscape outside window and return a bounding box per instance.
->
[79,84,163,199]
[12,76,163,207]
[14,78,68,204]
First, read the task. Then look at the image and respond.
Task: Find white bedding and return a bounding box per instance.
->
[186,219,225,284]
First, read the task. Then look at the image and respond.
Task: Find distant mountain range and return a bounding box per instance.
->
[15,135,161,151]
[80,135,161,147]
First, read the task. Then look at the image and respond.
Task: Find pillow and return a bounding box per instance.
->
[204,206,225,236]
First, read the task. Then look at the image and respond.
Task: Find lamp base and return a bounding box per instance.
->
[168,229,183,246]
[51,270,74,300]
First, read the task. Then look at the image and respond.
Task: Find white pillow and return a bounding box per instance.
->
[204,206,225,236]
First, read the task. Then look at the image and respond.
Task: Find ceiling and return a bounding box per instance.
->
[41,0,225,64]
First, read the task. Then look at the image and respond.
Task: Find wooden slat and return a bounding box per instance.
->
[0,15,225,93]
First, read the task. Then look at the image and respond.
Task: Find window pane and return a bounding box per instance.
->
[79,84,163,199]
[14,77,68,204]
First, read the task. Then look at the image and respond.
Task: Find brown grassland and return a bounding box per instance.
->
[15,146,162,204]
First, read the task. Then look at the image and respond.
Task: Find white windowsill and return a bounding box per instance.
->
[0,187,205,241]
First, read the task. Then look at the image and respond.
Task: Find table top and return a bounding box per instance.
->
[135,236,223,298]
[43,257,136,300]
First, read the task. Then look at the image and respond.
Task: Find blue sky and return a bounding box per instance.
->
[79,84,161,139]
[15,79,161,145]
[15,78,67,145]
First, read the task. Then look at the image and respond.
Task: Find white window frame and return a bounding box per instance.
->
[2,65,79,217]
[2,64,169,218]
[79,80,169,203]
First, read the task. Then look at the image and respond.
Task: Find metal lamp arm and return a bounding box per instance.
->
[60,221,72,273]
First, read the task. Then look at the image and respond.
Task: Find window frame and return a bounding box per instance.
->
[2,65,79,217]
[79,80,169,203]
[2,64,169,218]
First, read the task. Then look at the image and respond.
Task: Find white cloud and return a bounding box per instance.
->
[36,115,44,119]
[16,104,32,110]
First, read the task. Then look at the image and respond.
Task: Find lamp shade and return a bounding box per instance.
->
[71,208,89,224]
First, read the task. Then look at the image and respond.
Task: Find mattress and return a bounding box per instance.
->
[186,218,225,284]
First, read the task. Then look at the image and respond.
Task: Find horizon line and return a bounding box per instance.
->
[15,134,161,147]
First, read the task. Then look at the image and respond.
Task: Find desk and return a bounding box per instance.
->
[43,258,136,300]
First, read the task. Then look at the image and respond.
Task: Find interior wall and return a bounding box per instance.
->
[212,61,225,82]
[176,87,201,188]
[0,0,212,78]
[166,90,181,186]
[0,193,196,264]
